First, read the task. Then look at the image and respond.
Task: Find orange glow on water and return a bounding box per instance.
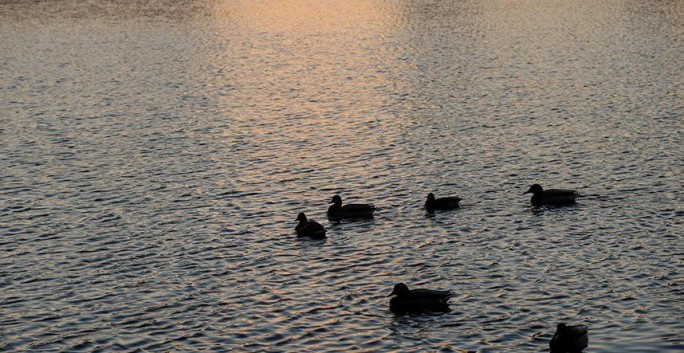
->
[211,0,398,34]
[208,0,405,145]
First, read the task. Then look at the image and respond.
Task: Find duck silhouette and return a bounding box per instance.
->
[524,184,578,206]
[425,193,461,212]
[550,323,588,353]
[294,213,326,239]
[388,283,452,315]
[327,195,375,221]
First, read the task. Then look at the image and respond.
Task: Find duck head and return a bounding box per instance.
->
[524,184,544,195]
[296,212,308,222]
[330,195,343,206]
[427,193,436,202]
[388,283,410,297]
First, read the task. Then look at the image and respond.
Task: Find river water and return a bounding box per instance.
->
[1,0,682,352]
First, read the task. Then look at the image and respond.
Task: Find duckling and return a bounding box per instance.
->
[294,213,326,239]
[550,323,588,353]
[388,283,452,314]
[327,194,375,221]
[524,184,578,206]
[425,193,461,212]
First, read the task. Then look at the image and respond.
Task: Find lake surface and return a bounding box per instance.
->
[1,0,682,351]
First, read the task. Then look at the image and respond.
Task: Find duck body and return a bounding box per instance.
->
[425,193,461,212]
[327,195,375,221]
[525,184,578,206]
[550,323,588,353]
[295,213,326,239]
[388,283,452,315]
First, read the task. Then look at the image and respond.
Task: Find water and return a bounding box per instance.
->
[1,0,682,351]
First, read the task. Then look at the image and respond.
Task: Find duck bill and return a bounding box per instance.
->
[387,289,397,297]
[523,190,532,195]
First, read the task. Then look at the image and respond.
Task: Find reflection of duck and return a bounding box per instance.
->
[295,213,326,239]
[425,193,461,212]
[327,195,375,221]
[550,323,588,353]
[524,184,578,206]
[387,283,452,314]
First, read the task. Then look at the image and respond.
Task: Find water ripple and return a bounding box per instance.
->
[1,0,683,352]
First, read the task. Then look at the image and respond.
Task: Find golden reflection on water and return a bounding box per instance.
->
[209,1,406,147]
[211,0,399,34]
[205,1,424,189]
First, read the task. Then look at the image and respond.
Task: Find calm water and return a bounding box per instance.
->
[1,0,682,352]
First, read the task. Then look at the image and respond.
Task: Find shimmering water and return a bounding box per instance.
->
[1,0,682,351]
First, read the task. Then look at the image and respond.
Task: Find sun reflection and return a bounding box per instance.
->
[207,1,407,139]
[203,1,418,188]
[210,0,399,34]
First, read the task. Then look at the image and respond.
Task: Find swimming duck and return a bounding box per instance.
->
[327,194,375,221]
[425,193,461,212]
[550,323,588,353]
[295,213,326,239]
[524,184,578,206]
[388,283,452,314]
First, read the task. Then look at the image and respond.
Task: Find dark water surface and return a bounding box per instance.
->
[1,0,682,351]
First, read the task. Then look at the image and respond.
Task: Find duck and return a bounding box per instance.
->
[327,194,375,221]
[425,193,461,212]
[387,283,452,315]
[294,213,326,239]
[524,184,578,206]
[550,323,588,353]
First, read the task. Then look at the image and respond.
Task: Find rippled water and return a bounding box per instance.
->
[1,0,682,351]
